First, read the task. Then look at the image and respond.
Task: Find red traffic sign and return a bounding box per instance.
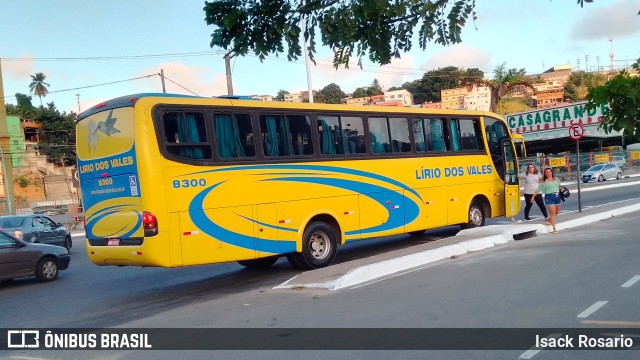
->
[569,123,584,140]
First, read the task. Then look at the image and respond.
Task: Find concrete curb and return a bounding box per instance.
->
[275,202,640,291]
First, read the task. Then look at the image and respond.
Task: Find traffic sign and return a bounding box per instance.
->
[569,123,584,140]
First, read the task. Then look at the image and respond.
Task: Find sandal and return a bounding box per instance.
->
[552,230,558,234]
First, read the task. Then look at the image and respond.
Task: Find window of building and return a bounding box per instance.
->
[163,111,212,159]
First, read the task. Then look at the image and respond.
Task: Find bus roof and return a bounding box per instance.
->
[77,92,504,121]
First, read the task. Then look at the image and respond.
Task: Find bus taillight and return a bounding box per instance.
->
[142,211,159,237]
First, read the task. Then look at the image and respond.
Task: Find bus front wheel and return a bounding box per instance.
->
[290,221,338,270]
[460,200,485,229]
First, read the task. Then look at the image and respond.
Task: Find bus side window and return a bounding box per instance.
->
[389,117,410,153]
[340,116,366,154]
[368,117,391,154]
[163,111,211,159]
[286,114,314,156]
[428,118,449,152]
[214,113,255,159]
[449,118,462,152]
[260,114,293,157]
[457,118,485,151]
[413,118,427,152]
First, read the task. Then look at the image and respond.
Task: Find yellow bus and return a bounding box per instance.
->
[76,94,521,270]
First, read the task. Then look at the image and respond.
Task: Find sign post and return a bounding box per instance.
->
[569,124,584,212]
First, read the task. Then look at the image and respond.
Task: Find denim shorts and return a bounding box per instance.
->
[545,193,562,205]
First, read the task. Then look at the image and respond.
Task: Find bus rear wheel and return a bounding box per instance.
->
[289,221,338,270]
[237,256,279,268]
[460,200,485,229]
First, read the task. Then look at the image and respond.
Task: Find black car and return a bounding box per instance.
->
[0,230,70,282]
[0,214,72,250]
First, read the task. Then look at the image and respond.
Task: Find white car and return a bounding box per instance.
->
[582,163,622,183]
[611,156,626,170]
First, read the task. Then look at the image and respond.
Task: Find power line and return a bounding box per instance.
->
[162,76,199,96]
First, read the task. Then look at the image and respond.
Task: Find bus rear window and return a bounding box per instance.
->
[163,111,211,160]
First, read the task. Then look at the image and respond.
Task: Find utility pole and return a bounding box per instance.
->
[0,59,16,214]
[585,55,589,72]
[76,93,81,114]
[224,52,234,96]
[596,56,600,72]
[160,69,166,93]
[576,58,580,71]
[301,17,314,103]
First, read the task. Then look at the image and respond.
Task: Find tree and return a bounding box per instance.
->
[465,62,534,113]
[275,89,289,101]
[28,72,50,106]
[586,57,640,139]
[352,87,368,99]
[316,83,345,104]
[204,0,478,68]
[36,102,77,166]
[368,79,383,96]
[564,71,607,101]
[419,66,463,102]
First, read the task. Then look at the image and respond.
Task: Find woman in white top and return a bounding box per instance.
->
[518,164,548,221]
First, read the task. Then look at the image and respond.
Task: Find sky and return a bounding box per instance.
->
[1,0,638,115]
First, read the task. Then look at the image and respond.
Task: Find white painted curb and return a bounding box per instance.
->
[276,202,640,291]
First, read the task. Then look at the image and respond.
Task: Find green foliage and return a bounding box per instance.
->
[463,62,533,112]
[586,58,640,138]
[564,71,607,101]
[6,93,37,118]
[316,83,345,104]
[499,98,533,115]
[204,0,477,68]
[275,89,289,101]
[352,87,368,99]
[35,103,77,166]
[16,176,29,188]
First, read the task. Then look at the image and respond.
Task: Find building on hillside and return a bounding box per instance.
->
[462,86,491,111]
[383,89,414,106]
[252,95,274,101]
[345,94,385,106]
[441,85,490,111]
[284,91,317,102]
[441,87,467,109]
[527,65,572,108]
[422,102,442,109]
[375,101,404,107]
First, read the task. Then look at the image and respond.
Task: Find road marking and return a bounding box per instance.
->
[622,275,640,288]
[519,333,562,359]
[581,320,640,326]
[577,301,608,319]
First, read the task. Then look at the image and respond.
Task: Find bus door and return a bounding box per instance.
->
[501,138,520,217]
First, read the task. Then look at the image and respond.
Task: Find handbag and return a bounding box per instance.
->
[559,186,570,200]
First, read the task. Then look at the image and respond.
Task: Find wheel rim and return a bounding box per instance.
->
[599,175,603,181]
[42,261,57,279]
[469,207,483,227]
[308,232,330,260]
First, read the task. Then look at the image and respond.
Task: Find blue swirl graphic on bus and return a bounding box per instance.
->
[189,183,296,254]
[85,203,143,238]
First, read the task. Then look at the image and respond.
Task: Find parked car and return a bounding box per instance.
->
[582,163,623,183]
[0,215,72,250]
[0,230,70,282]
[612,156,627,170]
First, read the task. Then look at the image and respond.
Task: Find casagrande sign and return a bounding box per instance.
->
[507,102,609,135]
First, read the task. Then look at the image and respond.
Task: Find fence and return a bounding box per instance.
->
[520,149,640,179]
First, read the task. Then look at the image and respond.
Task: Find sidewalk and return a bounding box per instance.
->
[275,198,640,291]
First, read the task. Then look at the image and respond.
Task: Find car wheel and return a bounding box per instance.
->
[289,221,338,270]
[64,236,72,251]
[237,256,279,268]
[460,200,485,229]
[35,257,59,282]
[598,175,604,182]
[616,172,622,180]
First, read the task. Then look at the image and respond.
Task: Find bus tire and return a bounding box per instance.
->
[408,230,426,236]
[237,256,279,268]
[460,200,485,230]
[286,253,307,270]
[291,221,338,270]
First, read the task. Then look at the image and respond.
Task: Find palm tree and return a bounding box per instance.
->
[29,72,50,106]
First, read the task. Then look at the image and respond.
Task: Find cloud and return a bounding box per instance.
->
[420,44,491,71]
[136,62,227,97]
[570,0,640,40]
[2,55,34,79]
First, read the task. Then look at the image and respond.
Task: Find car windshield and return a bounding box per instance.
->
[0,217,24,228]
[588,165,605,171]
